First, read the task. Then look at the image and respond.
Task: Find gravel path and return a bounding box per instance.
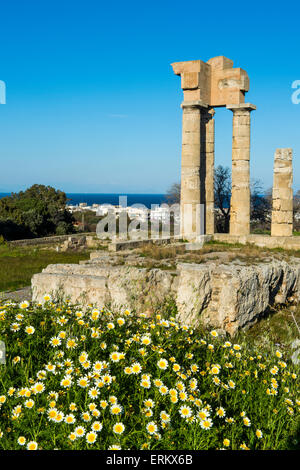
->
[0,286,32,302]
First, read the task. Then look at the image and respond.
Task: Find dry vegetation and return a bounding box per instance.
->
[134,241,300,268]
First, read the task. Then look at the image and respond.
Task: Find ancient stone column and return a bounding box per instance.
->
[181,101,207,239]
[227,103,256,236]
[271,148,293,237]
[201,108,215,234]
[172,57,252,239]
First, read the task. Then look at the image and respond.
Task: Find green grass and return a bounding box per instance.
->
[236,304,300,359]
[0,245,91,292]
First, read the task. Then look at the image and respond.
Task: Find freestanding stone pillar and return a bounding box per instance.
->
[227,103,256,236]
[181,101,207,239]
[271,148,293,237]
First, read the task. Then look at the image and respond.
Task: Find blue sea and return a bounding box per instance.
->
[0,193,167,209]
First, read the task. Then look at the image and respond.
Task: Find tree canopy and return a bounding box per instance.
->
[0,185,75,240]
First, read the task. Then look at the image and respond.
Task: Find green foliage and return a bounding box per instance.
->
[72,210,102,233]
[0,185,75,240]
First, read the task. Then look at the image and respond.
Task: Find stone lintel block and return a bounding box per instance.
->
[183,89,206,102]
[181,72,200,90]
[171,59,204,74]
[207,56,234,70]
[172,57,252,109]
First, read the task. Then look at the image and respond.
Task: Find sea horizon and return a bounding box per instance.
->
[0,192,168,209]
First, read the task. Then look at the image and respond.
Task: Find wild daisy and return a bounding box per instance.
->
[18,436,26,446]
[216,407,226,418]
[200,418,213,430]
[92,421,103,432]
[243,417,251,427]
[19,301,30,310]
[146,421,158,435]
[64,414,76,424]
[179,405,192,418]
[75,426,86,437]
[25,326,35,335]
[157,358,168,370]
[131,362,142,374]
[27,441,38,450]
[113,422,125,435]
[86,431,97,444]
[50,336,61,347]
[110,404,123,416]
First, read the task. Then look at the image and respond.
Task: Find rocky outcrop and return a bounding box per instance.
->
[32,258,300,336]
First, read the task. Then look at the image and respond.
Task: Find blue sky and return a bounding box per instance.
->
[0,0,300,194]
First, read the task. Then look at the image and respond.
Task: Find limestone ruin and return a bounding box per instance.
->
[171,56,256,240]
[171,56,296,242]
[32,248,300,336]
[31,56,300,335]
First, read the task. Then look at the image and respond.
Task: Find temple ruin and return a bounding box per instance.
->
[31,56,300,333]
[171,56,256,240]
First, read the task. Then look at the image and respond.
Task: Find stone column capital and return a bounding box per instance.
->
[226,103,256,112]
[181,100,209,110]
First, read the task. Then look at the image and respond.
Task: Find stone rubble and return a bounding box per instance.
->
[32,253,300,336]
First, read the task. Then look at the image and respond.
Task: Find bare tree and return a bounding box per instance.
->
[214,165,231,233]
[166,166,271,234]
[165,183,180,204]
[250,179,271,231]
[294,190,300,231]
